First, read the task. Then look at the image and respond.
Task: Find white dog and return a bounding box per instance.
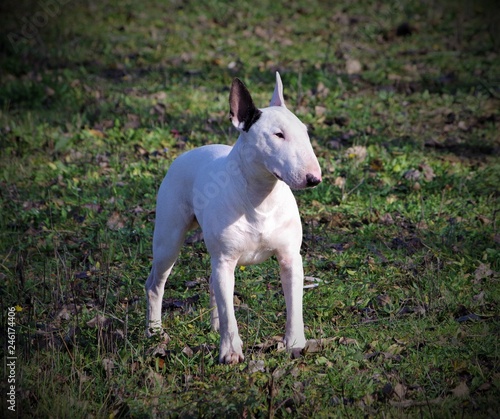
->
[146,72,322,364]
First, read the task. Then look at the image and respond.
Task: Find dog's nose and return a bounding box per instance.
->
[306,173,321,187]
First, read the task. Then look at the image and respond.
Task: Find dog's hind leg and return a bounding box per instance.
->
[146,193,194,340]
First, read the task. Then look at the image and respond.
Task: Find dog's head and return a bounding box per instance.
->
[229,72,322,190]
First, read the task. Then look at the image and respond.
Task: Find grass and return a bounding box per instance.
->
[1,0,499,417]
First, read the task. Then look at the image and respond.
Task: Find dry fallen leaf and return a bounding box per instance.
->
[251,335,285,352]
[376,294,392,306]
[339,337,358,346]
[304,276,322,289]
[345,145,367,162]
[56,307,71,321]
[370,158,384,171]
[390,397,442,408]
[477,382,491,391]
[124,113,141,129]
[102,358,114,378]
[247,360,265,374]
[316,82,330,98]
[272,366,287,379]
[393,382,407,400]
[334,176,346,188]
[379,213,394,225]
[451,381,469,398]
[185,277,207,288]
[303,338,337,353]
[404,169,421,181]
[474,263,493,281]
[182,346,194,357]
[473,291,485,303]
[346,58,362,75]
[477,215,491,225]
[86,314,111,328]
[419,162,436,181]
[303,340,322,353]
[145,368,165,389]
[87,129,105,138]
[107,212,126,230]
[315,105,327,117]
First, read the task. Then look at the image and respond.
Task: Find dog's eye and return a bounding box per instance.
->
[274,132,285,139]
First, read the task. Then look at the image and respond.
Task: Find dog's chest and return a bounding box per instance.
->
[199,176,300,266]
[233,210,287,266]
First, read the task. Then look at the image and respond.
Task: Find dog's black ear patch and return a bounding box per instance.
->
[230,78,262,132]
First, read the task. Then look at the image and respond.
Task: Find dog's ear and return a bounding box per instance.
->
[270,71,286,107]
[230,78,262,132]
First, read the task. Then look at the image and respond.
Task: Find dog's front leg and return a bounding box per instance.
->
[278,253,307,355]
[209,275,220,331]
[210,258,244,364]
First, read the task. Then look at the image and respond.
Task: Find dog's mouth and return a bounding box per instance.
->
[272,172,283,182]
[272,171,302,189]
[272,172,322,190]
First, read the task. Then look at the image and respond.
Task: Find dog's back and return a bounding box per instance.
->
[156,145,231,221]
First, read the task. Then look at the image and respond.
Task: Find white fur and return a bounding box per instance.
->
[146,72,322,364]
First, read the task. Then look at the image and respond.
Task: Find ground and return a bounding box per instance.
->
[0,0,499,417]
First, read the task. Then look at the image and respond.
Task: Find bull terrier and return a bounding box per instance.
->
[146,72,322,364]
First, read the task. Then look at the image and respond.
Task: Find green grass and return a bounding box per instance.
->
[1,0,499,417]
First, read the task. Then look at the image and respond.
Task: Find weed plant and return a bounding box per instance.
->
[1,0,499,417]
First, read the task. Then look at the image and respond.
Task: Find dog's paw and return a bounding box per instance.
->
[147,327,170,344]
[210,316,220,332]
[221,351,245,364]
[284,334,306,356]
[219,335,244,364]
[290,347,303,359]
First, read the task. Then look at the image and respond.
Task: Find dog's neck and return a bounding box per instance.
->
[227,136,284,211]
